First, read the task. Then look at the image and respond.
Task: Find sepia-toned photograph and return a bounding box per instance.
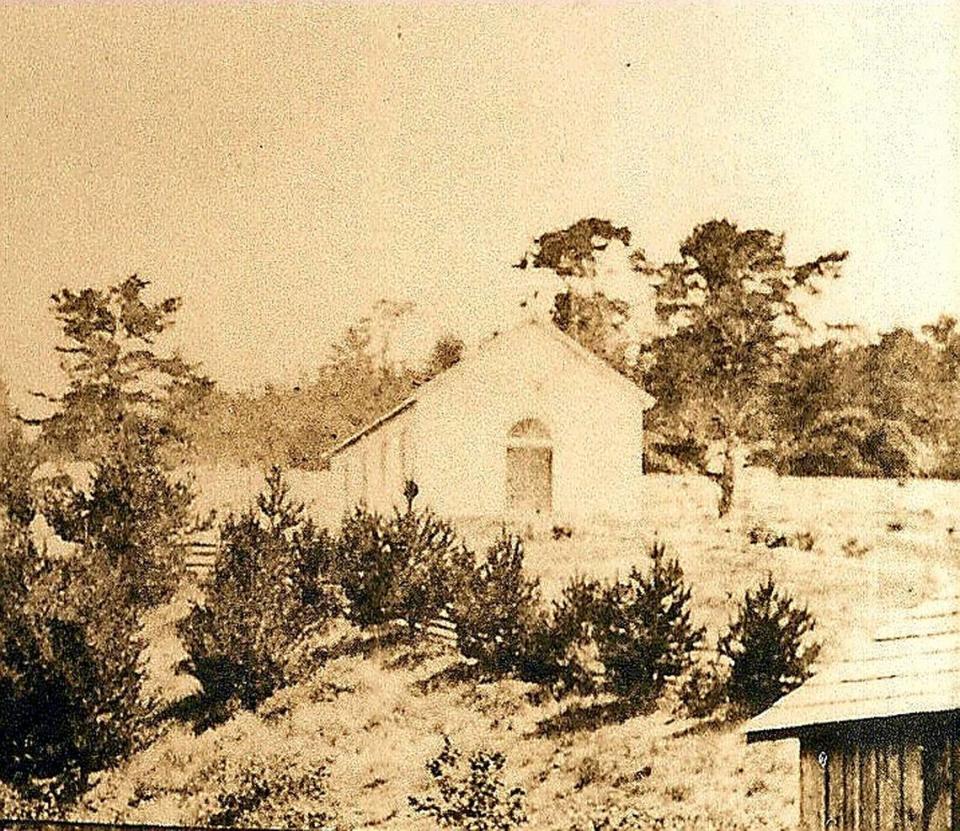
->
[1,2,958,829]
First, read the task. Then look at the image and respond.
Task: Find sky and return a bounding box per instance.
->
[1,2,958,414]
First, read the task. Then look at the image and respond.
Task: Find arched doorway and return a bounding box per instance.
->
[506,418,553,514]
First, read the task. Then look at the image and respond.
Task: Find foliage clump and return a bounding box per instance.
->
[408,736,527,831]
[336,502,471,630]
[449,532,542,679]
[0,424,143,808]
[180,466,340,725]
[520,543,702,706]
[593,542,704,703]
[532,575,605,697]
[718,575,820,716]
[680,575,820,719]
[201,753,334,830]
[44,432,195,609]
[34,274,211,462]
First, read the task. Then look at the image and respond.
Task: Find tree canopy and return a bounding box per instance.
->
[646,219,848,514]
[32,275,211,460]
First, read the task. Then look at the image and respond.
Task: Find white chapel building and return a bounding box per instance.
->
[324,317,654,520]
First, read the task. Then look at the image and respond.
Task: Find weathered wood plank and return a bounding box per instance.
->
[800,743,826,831]
[951,736,960,831]
[877,739,902,830]
[860,741,878,831]
[901,741,922,830]
[842,745,858,830]
[923,735,951,831]
[826,746,845,828]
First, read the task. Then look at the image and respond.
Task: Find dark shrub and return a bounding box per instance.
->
[201,753,333,830]
[718,574,820,716]
[336,502,471,630]
[180,467,339,724]
[676,658,728,719]
[592,541,703,705]
[44,431,194,609]
[530,575,605,697]
[0,519,143,807]
[450,532,541,678]
[551,525,573,540]
[0,417,144,808]
[524,543,702,706]
[408,736,527,831]
[747,524,787,549]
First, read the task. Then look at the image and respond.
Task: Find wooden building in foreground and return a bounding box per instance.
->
[746,596,960,830]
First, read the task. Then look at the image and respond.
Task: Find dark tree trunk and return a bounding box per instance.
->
[717,434,736,518]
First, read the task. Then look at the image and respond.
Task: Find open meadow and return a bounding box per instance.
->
[71,468,960,830]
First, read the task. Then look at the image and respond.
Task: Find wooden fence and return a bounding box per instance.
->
[421,609,458,646]
[183,532,218,580]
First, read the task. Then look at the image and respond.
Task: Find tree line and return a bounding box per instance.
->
[522,217,960,515]
[15,216,960,517]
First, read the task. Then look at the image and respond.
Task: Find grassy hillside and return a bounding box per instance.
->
[75,471,960,829]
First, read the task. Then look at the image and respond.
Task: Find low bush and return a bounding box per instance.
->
[747,524,787,549]
[180,466,340,726]
[0,427,145,809]
[0,521,144,807]
[552,524,574,540]
[449,532,542,679]
[592,542,704,705]
[718,574,820,716]
[408,736,527,831]
[43,433,194,610]
[841,536,870,558]
[200,752,334,829]
[520,543,703,707]
[676,657,728,719]
[528,575,605,697]
[336,500,472,631]
[791,530,816,552]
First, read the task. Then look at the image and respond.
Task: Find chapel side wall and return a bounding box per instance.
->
[328,411,416,518]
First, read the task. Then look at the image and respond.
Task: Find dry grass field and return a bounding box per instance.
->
[76,468,960,829]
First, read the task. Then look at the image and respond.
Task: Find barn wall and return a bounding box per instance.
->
[799,717,959,831]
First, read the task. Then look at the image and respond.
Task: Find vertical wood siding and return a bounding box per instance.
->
[800,719,957,830]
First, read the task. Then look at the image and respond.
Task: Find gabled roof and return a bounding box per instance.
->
[324,316,655,461]
[746,596,960,742]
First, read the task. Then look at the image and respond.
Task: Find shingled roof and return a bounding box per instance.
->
[746,595,960,742]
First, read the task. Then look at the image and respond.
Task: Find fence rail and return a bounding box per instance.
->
[422,612,458,645]
[183,537,218,580]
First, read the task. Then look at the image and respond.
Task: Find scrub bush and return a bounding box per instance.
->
[528,575,605,697]
[526,543,702,705]
[449,532,542,678]
[718,574,820,716]
[0,508,143,807]
[180,466,340,725]
[0,419,144,808]
[592,542,703,705]
[336,502,472,630]
[201,752,334,829]
[408,736,527,831]
[43,431,195,610]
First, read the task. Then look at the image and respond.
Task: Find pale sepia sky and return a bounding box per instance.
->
[1,2,958,413]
